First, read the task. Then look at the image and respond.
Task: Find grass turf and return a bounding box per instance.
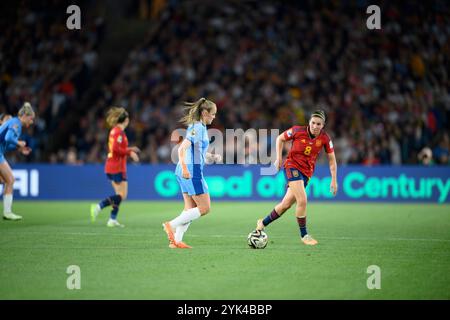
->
[0,201,449,299]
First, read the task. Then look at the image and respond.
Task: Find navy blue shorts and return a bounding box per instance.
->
[284,167,309,187]
[106,172,127,183]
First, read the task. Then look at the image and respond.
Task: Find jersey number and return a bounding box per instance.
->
[304,146,312,156]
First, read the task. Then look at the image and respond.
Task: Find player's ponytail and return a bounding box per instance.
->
[106,107,128,128]
[179,97,216,126]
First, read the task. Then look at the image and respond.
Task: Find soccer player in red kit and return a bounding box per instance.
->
[90,107,140,227]
[256,110,338,245]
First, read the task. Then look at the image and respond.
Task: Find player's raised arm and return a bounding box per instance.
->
[327,151,338,196]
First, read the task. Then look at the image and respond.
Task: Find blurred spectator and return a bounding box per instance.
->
[417,147,434,166]
[433,133,450,165]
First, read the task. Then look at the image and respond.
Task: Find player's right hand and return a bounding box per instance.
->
[17,140,26,148]
[129,146,140,153]
[20,146,32,156]
[182,169,191,179]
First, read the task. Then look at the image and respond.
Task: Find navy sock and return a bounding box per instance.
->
[99,197,111,209]
[262,209,280,227]
[109,195,122,220]
[297,216,307,237]
[99,194,122,209]
[111,205,119,220]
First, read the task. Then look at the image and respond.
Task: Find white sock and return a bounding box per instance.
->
[175,222,191,243]
[3,194,13,214]
[169,207,201,229]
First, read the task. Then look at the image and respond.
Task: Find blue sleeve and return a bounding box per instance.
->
[6,143,18,151]
[5,128,19,150]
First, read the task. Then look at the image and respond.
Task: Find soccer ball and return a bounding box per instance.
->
[247,230,268,249]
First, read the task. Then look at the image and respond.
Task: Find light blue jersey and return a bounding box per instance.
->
[175,121,209,179]
[0,117,22,163]
[175,121,210,195]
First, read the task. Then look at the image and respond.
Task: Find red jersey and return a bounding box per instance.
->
[105,126,131,174]
[283,125,334,178]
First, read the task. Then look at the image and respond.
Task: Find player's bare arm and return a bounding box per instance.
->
[327,151,338,196]
[274,133,286,171]
[128,146,140,153]
[129,151,139,162]
[178,138,191,179]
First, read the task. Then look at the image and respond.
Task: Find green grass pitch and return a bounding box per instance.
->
[0,201,449,299]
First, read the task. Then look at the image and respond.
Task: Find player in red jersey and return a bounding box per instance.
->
[256,110,338,245]
[90,107,140,227]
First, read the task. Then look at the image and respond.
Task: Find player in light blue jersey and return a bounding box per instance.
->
[163,97,220,249]
[0,102,35,220]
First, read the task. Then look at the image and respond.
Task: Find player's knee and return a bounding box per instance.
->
[297,198,307,209]
[6,176,14,186]
[199,205,210,215]
[118,192,127,201]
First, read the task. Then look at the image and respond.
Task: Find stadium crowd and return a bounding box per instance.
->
[0,1,104,163]
[2,1,449,166]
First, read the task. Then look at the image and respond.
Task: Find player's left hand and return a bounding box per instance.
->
[130,151,139,162]
[330,180,338,196]
[213,154,222,163]
[20,146,32,156]
[129,146,140,153]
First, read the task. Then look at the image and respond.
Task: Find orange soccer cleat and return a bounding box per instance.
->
[175,241,192,249]
[168,241,192,249]
[301,234,318,246]
[162,222,176,246]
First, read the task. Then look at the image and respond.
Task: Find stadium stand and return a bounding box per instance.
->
[1,0,449,165]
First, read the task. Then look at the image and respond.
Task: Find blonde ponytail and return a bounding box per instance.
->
[179,97,216,126]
